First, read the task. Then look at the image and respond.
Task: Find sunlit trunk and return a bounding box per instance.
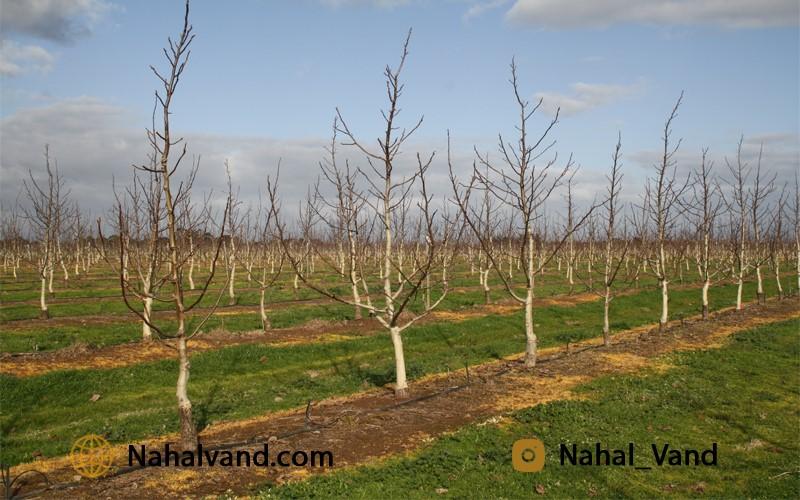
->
[39,274,49,319]
[390,326,408,397]
[775,259,783,299]
[176,335,197,451]
[142,296,153,341]
[524,234,537,367]
[755,265,764,304]
[228,260,236,305]
[659,278,668,330]
[736,275,744,311]
[259,287,270,331]
[602,285,611,346]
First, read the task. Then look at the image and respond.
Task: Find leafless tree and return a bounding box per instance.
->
[769,187,788,299]
[273,30,452,397]
[642,92,689,330]
[725,136,751,311]
[450,59,592,366]
[100,1,230,451]
[599,134,628,345]
[23,145,71,319]
[685,148,723,319]
[748,143,776,304]
[794,174,800,294]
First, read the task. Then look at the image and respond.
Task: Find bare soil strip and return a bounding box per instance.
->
[0,293,597,377]
[9,298,798,498]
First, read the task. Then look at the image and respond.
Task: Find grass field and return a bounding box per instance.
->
[0,262,796,499]
[262,318,800,499]
[0,274,782,465]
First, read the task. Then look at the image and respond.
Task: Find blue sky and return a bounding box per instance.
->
[1,0,798,213]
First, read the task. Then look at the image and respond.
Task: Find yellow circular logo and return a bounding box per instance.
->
[70,434,113,478]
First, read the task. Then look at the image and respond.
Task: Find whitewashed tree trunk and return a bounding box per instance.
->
[176,335,197,450]
[603,286,611,346]
[660,278,669,329]
[39,275,49,319]
[390,326,408,395]
[755,265,764,304]
[142,296,153,341]
[259,287,270,331]
[524,234,537,366]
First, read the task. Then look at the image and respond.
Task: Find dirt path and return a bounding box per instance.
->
[0,294,597,377]
[9,298,798,498]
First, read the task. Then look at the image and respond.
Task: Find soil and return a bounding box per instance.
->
[8,297,797,499]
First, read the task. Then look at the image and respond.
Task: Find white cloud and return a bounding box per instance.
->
[506,0,799,28]
[628,134,799,190]
[320,0,411,8]
[0,97,453,221]
[1,0,110,42]
[0,40,55,76]
[463,0,510,21]
[535,81,641,117]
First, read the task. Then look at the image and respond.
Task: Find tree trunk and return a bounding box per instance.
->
[755,265,764,304]
[659,278,668,331]
[602,286,611,346]
[390,326,408,398]
[39,275,49,319]
[228,261,236,306]
[523,288,537,366]
[143,296,153,341]
[259,287,270,331]
[702,280,710,320]
[176,335,198,451]
[188,256,195,290]
[736,275,744,311]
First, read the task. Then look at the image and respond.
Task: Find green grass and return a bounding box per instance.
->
[0,277,596,353]
[0,279,778,465]
[260,318,800,499]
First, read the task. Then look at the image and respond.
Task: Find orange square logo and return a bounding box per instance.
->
[512,438,545,472]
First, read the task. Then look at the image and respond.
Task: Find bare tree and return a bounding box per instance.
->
[794,174,800,294]
[23,145,70,319]
[1,200,24,280]
[450,59,592,366]
[599,134,628,345]
[313,118,371,319]
[748,144,776,304]
[101,1,230,451]
[642,92,688,330]
[235,176,285,331]
[685,148,723,319]
[110,167,165,341]
[725,136,751,311]
[769,187,788,299]
[273,30,451,397]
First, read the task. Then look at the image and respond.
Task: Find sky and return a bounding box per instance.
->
[1,0,798,220]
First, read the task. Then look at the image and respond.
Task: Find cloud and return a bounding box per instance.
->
[505,0,799,29]
[0,40,55,76]
[535,81,641,117]
[0,0,110,43]
[0,97,453,222]
[463,0,510,21]
[628,134,799,193]
[319,0,411,8]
